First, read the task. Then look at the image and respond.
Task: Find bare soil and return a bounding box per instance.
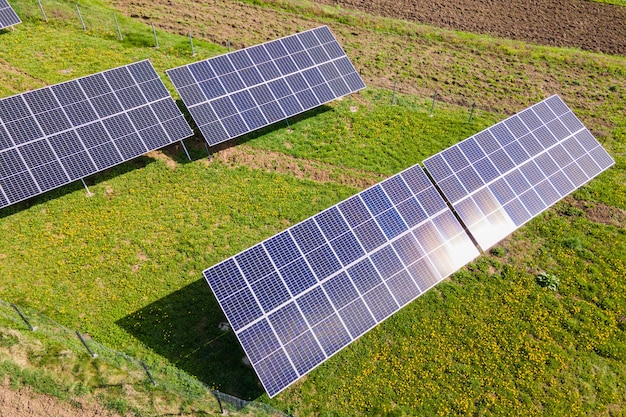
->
[0,383,121,417]
[567,197,626,227]
[319,0,626,56]
[212,145,385,188]
[110,0,626,133]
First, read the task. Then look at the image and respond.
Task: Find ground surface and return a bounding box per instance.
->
[319,0,626,55]
[1,0,624,415]
[0,383,121,417]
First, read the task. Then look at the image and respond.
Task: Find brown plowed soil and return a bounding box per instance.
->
[318,0,626,56]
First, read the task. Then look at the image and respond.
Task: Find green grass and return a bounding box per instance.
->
[589,0,626,5]
[0,300,264,416]
[1,0,626,415]
[240,89,500,175]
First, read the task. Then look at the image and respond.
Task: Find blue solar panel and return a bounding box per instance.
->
[203,165,479,397]
[0,60,193,210]
[423,95,615,250]
[0,0,20,30]
[167,26,365,146]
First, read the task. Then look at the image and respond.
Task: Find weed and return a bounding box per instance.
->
[536,273,561,291]
[563,237,583,251]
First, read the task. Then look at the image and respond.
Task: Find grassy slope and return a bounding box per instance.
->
[1,0,625,415]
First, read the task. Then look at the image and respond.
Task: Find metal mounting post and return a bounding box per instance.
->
[179,140,191,161]
[80,178,93,196]
[391,81,397,105]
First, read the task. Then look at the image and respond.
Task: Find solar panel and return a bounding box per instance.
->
[204,165,479,397]
[0,60,193,209]
[0,0,21,29]
[423,95,615,250]
[166,26,366,146]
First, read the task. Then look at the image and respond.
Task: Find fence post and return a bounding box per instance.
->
[76,331,98,358]
[213,391,224,414]
[227,39,231,52]
[152,23,159,48]
[75,4,86,31]
[37,0,48,22]
[188,31,195,56]
[391,81,397,105]
[468,102,476,123]
[10,304,35,331]
[429,91,438,117]
[113,14,123,40]
[141,361,157,386]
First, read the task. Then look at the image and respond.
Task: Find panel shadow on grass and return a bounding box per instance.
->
[116,278,264,399]
[0,156,159,219]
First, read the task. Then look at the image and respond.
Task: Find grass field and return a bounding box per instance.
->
[1,0,626,415]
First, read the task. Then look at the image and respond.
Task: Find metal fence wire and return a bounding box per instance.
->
[0,298,289,417]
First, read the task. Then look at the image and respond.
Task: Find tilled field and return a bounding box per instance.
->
[318,0,626,55]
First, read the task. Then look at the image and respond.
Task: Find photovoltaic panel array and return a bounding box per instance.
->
[166,26,365,146]
[204,165,479,397]
[423,95,615,251]
[0,60,193,209]
[0,0,21,29]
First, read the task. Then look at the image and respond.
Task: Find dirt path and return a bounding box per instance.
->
[317,0,626,56]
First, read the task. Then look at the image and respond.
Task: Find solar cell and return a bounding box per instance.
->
[423,95,614,250]
[0,0,20,30]
[167,26,365,146]
[203,165,479,397]
[0,60,193,209]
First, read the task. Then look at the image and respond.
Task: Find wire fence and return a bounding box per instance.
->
[0,298,289,417]
[8,0,201,55]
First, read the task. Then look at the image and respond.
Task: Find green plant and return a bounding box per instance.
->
[536,273,561,291]
[563,237,583,250]
[490,247,505,257]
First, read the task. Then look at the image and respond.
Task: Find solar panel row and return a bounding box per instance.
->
[203,95,614,398]
[0,60,192,208]
[204,165,479,396]
[423,95,614,250]
[167,26,366,146]
[0,0,21,30]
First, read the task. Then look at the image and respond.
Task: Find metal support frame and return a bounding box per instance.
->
[80,178,93,196]
[179,140,192,161]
